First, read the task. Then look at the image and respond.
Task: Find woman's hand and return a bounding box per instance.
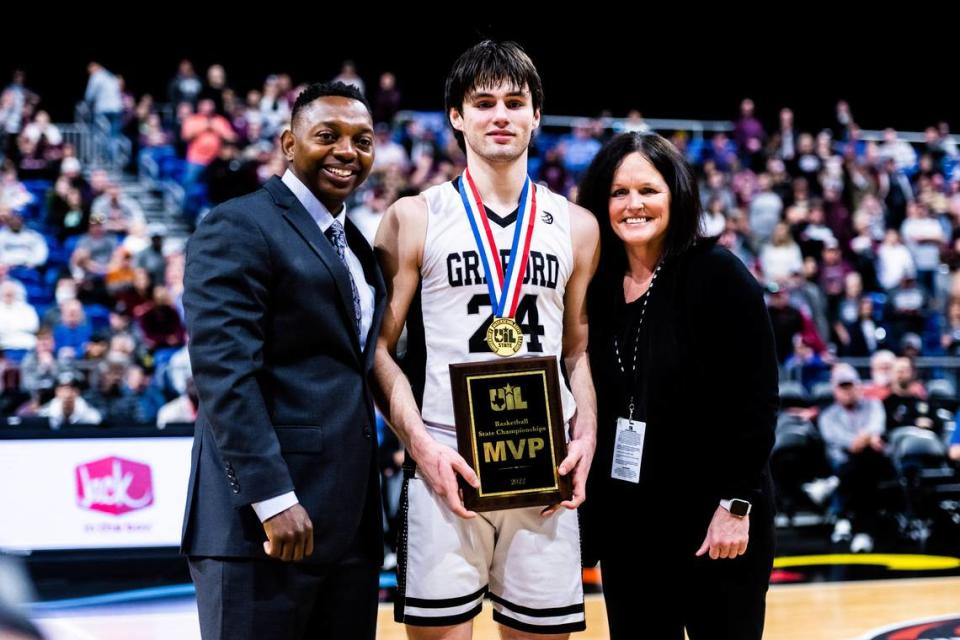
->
[695,506,749,559]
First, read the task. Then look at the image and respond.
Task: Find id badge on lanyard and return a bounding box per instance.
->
[611,417,646,484]
[610,261,663,485]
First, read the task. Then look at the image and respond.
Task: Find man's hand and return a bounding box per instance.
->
[541,434,596,517]
[262,504,314,562]
[410,434,480,519]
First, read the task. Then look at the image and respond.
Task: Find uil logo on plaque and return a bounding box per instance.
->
[490,383,527,411]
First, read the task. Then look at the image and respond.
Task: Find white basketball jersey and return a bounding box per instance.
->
[417,177,577,430]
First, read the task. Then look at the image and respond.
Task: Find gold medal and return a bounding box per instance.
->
[486,317,524,357]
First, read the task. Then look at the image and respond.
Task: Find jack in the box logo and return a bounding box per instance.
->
[75,456,154,515]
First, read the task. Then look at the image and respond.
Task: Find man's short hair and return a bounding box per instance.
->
[291,81,370,127]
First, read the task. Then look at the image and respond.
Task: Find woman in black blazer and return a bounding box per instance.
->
[578,132,779,639]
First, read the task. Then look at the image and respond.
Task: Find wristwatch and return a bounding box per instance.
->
[719,498,752,518]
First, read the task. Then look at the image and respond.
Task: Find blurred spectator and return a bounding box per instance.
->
[114,267,153,314]
[818,363,891,552]
[883,357,939,433]
[538,146,569,195]
[783,333,830,391]
[0,166,33,211]
[703,132,738,173]
[0,280,37,356]
[761,222,804,282]
[562,119,602,181]
[11,133,55,181]
[701,196,726,237]
[835,271,864,328]
[863,350,897,401]
[134,285,185,350]
[941,296,960,355]
[235,89,263,141]
[47,184,87,243]
[819,238,852,315]
[203,141,259,205]
[373,72,401,125]
[157,376,198,428]
[371,123,409,173]
[616,109,649,135]
[774,107,797,161]
[0,262,25,299]
[90,184,146,234]
[900,202,945,294]
[181,98,237,178]
[0,210,47,268]
[105,246,137,296]
[45,276,76,325]
[121,220,150,255]
[832,100,853,141]
[85,352,130,420]
[734,98,766,171]
[134,224,168,287]
[837,296,885,357]
[258,75,290,140]
[1,69,38,138]
[119,364,166,424]
[348,187,390,247]
[767,282,806,363]
[83,330,111,370]
[200,64,230,116]
[877,229,916,291]
[40,371,102,428]
[21,110,62,148]
[878,128,917,172]
[139,111,173,150]
[748,173,783,246]
[70,216,119,306]
[886,276,928,347]
[85,62,123,138]
[0,349,28,415]
[796,202,837,259]
[878,157,913,231]
[70,212,117,287]
[19,327,58,393]
[162,343,192,397]
[168,59,202,109]
[949,424,960,464]
[52,299,91,358]
[164,251,186,317]
[333,60,365,95]
[791,259,831,342]
[700,170,736,213]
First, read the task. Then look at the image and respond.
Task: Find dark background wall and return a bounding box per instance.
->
[1,19,954,133]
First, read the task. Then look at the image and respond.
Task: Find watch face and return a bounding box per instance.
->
[730,500,750,517]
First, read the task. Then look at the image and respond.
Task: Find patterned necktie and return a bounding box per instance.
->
[325,220,362,337]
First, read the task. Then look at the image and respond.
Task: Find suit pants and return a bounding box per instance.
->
[189,534,379,640]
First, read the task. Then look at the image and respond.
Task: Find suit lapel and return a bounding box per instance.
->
[264,177,362,357]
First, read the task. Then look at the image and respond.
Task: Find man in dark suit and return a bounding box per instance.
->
[181,81,385,640]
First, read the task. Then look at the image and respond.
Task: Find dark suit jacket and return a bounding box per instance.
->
[181,176,385,564]
[584,237,779,565]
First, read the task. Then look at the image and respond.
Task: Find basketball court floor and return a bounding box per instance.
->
[26,558,960,639]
